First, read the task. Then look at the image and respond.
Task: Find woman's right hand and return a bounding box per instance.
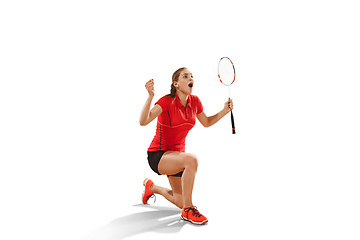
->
[145,79,155,97]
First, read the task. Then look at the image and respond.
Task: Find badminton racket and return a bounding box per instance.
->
[217,57,236,134]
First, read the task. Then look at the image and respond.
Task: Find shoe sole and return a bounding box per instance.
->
[142,178,148,204]
[142,178,153,205]
[181,215,208,225]
[143,178,150,186]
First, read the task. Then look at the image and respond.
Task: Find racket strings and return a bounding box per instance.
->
[218,57,235,86]
[217,57,236,134]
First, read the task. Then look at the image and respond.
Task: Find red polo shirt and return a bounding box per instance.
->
[148,93,203,152]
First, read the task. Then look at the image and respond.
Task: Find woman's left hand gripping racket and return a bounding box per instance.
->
[218,57,236,134]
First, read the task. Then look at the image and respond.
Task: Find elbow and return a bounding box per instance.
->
[139,120,147,126]
[199,119,211,128]
[203,122,211,128]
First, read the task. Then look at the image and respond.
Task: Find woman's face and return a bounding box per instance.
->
[174,68,194,95]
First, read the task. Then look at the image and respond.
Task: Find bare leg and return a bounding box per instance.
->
[168,176,183,209]
[157,151,198,209]
[181,162,197,207]
[150,176,184,209]
[151,184,176,206]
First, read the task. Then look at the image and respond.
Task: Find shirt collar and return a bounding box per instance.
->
[175,93,192,108]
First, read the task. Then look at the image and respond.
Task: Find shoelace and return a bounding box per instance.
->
[146,194,156,204]
[184,206,202,217]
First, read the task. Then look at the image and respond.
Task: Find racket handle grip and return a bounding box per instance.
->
[230,110,236,134]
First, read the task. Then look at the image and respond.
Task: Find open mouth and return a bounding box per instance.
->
[188,82,193,88]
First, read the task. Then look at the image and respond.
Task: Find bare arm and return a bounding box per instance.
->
[139,79,163,126]
[196,99,233,128]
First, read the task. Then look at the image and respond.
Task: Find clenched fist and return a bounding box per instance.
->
[145,79,155,97]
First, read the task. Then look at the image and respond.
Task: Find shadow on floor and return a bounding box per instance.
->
[83,204,195,240]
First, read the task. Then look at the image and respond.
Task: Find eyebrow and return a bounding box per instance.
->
[182,73,193,76]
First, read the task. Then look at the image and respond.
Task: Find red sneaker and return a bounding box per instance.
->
[181,206,208,225]
[142,178,155,204]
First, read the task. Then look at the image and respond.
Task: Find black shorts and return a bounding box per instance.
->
[147,151,183,177]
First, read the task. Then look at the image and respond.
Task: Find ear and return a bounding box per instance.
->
[173,81,179,88]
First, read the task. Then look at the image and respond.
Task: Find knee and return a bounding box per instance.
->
[185,153,198,170]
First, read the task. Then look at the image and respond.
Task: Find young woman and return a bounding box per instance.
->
[139,67,233,225]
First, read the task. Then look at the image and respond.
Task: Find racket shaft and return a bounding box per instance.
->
[230,110,236,134]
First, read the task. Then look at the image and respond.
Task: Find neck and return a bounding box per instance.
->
[176,91,189,106]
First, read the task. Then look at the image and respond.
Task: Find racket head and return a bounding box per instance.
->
[217,57,236,86]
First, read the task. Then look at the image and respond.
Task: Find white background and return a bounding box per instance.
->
[1,0,359,239]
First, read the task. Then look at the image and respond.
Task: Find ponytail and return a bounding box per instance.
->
[169,83,177,98]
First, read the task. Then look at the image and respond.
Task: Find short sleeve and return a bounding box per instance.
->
[155,95,170,112]
[194,95,203,114]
